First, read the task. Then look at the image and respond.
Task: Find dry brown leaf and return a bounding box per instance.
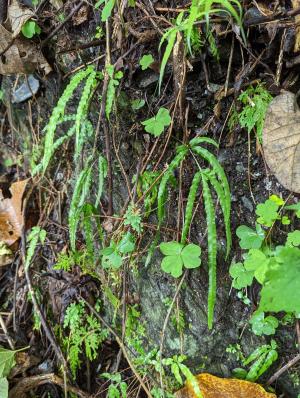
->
[49,0,64,10]
[263,90,300,193]
[292,0,300,52]
[0,25,51,75]
[72,5,89,26]
[175,373,276,398]
[0,179,29,246]
[7,0,33,38]
[0,241,13,267]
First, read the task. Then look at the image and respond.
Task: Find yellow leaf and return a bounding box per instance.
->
[175,373,276,398]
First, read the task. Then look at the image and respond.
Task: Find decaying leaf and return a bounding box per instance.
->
[292,0,300,52]
[175,373,276,398]
[7,0,33,38]
[0,179,28,246]
[263,90,300,193]
[72,5,89,26]
[0,242,13,267]
[0,26,51,75]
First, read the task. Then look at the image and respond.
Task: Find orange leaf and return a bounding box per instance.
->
[0,179,29,246]
[175,373,276,398]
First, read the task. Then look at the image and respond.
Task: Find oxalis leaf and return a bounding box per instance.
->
[142,108,171,137]
[160,241,201,278]
[236,224,264,250]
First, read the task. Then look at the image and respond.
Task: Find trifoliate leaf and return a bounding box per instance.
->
[142,107,171,137]
[229,262,254,289]
[21,20,41,38]
[249,311,279,336]
[140,54,154,70]
[286,230,300,247]
[236,224,264,249]
[160,241,183,256]
[256,199,279,227]
[244,249,269,284]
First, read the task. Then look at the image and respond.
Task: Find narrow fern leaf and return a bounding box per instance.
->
[206,171,231,257]
[69,163,92,250]
[181,171,202,244]
[75,67,97,162]
[82,203,95,260]
[157,148,188,224]
[192,145,230,223]
[189,136,218,148]
[106,78,116,119]
[201,173,217,330]
[95,155,108,207]
[40,67,92,175]
[186,4,201,54]
[159,29,177,94]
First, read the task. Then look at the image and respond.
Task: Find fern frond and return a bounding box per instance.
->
[69,162,92,250]
[192,145,230,218]
[40,67,93,175]
[75,67,97,163]
[189,136,219,148]
[206,171,231,257]
[95,155,108,207]
[181,171,202,244]
[82,203,95,260]
[157,147,188,224]
[201,173,217,330]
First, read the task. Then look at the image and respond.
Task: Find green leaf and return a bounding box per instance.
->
[229,262,253,290]
[236,224,264,250]
[25,227,46,270]
[118,232,136,254]
[131,99,145,110]
[249,311,279,336]
[140,54,154,70]
[142,107,171,137]
[102,251,123,269]
[286,202,300,218]
[21,20,41,38]
[0,347,16,378]
[181,244,201,269]
[259,247,300,313]
[286,230,300,247]
[101,0,115,21]
[161,255,183,277]
[0,378,8,398]
[159,29,177,93]
[124,204,142,233]
[256,199,279,227]
[160,241,183,256]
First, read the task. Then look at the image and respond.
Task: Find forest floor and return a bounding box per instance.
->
[1,1,300,397]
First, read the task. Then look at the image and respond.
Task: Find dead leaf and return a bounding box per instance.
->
[263,90,300,193]
[7,0,33,38]
[72,5,89,26]
[0,179,29,246]
[292,0,300,52]
[0,25,51,75]
[175,373,276,398]
[49,0,64,10]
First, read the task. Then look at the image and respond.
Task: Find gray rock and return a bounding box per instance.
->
[11,75,39,103]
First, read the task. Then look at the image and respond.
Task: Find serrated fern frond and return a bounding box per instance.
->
[201,171,217,330]
[181,171,202,244]
[95,155,108,207]
[157,147,188,224]
[39,67,94,175]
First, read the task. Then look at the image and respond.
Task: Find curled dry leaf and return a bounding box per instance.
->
[175,373,276,398]
[0,179,29,246]
[263,90,300,193]
[7,0,33,38]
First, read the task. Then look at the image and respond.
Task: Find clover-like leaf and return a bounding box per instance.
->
[140,54,154,70]
[181,244,201,269]
[229,262,254,289]
[160,241,183,256]
[286,230,300,247]
[256,199,279,227]
[142,107,171,137]
[244,249,270,284]
[249,311,279,336]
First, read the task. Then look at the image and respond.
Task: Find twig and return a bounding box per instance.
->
[267,353,300,385]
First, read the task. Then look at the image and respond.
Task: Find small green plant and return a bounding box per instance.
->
[63,300,108,378]
[101,231,136,270]
[106,65,123,119]
[160,242,201,277]
[234,341,278,382]
[0,346,28,398]
[25,227,46,270]
[135,169,160,217]
[229,83,272,142]
[249,311,279,336]
[124,204,142,233]
[101,373,128,398]
[157,137,231,329]
[21,20,41,38]
[140,54,154,70]
[142,107,172,137]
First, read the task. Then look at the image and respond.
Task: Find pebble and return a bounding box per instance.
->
[11,75,40,104]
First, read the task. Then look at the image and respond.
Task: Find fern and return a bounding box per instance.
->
[95,155,108,207]
[157,146,188,224]
[106,65,123,119]
[82,203,95,261]
[38,67,94,175]
[201,171,217,330]
[181,171,202,244]
[69,161,93,251]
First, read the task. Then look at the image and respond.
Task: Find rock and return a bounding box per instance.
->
[11,74,39,103]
